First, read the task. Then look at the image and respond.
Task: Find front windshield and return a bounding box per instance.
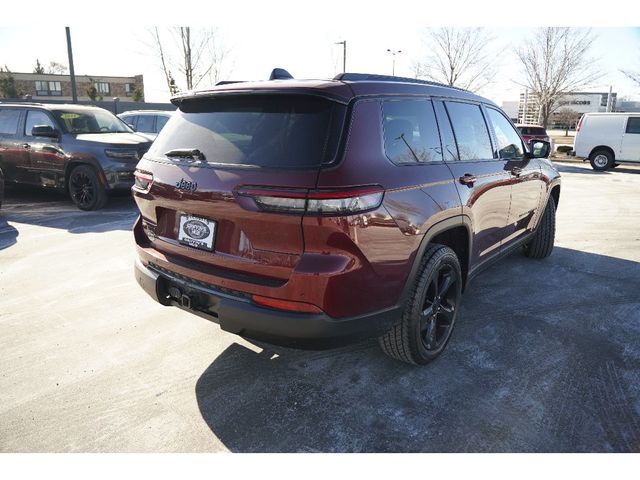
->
[53,109,133,134]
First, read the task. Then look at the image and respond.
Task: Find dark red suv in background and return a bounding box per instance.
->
[132,71,560,365]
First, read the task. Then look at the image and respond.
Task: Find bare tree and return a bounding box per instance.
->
[151,27,232,95]
[555,108,580,136]
[33,59,45,74]
[47,61,68,74]
[621,58,640,87]
[516,27,603,128]
[413,27,500,92]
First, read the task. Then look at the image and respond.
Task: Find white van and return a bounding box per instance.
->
[573,113,640,171]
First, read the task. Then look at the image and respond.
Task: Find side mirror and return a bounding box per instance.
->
[31,125,59,140]
[528,139,551,159]
[127,123,136,131]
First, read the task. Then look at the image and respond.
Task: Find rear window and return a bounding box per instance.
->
[0,109,21,135]
[445,102,493,161]
[382,99,442,164]
[148,95,346,168]
[626,117,640,134]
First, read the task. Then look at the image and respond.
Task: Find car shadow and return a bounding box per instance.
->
[0,186,138,247]
[0,216,18,250]
[195,247,640,452]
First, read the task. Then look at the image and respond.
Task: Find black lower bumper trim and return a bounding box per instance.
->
[134,259,400,349]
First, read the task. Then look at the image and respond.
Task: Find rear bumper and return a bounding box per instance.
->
[134,258,400,349]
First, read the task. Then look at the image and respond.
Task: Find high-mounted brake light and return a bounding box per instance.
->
[133,170,153,192]
[236,185,384,215]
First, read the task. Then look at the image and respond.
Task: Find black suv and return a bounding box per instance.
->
[0,103,152,210]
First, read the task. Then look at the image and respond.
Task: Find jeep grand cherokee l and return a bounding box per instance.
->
[0,103,152,210]
[132,71,560,365]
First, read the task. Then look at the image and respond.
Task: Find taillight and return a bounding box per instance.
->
[237,185,384,216]
[252,295,323,314]
[133,170,153,192]
[576,115,584,132]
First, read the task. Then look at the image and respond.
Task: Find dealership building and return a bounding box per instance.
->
[515,91,617,127]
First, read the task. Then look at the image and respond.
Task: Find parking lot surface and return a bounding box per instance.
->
[1,161,639,452]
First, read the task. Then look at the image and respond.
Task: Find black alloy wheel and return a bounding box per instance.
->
[379,244,463,365]
[68,165,107,211]
[419,263,458,351]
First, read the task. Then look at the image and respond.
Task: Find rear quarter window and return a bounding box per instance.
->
[148,95,345,169]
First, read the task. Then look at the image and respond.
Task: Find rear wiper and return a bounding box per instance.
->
[164,148,206,161]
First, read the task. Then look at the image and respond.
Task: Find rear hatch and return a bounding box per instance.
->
[133,94,346,285]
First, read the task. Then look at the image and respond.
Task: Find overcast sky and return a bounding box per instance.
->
[1,21,639,106]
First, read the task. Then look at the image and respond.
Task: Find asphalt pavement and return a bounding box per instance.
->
[1,160,639,452]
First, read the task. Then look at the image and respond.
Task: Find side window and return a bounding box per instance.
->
[122,115,137,129]
[155,115,170,133]
[444,101,494,161]
[25,110,56,137]
[136,115,155,133]
[486,108,525,160]
[0,109,22,135]
[626,117,640,134]
[433,100,459,161]
[382,99,442,164]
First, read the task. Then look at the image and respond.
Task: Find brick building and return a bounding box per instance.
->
[6,72,144,102]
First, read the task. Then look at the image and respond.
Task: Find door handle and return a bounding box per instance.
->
[511,166,522,177]
[459,173,476,186]
[22,143,31,149]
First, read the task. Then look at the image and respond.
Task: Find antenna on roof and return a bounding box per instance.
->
[269,68,294,80]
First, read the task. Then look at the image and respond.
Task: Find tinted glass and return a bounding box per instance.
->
[120,115,136,128]
[149,95,345,168]
[520,126,547,136]
[155,115,170,132]
[25,110,55,136]
[487,108,524,160]
[382,99,442,164]
[445,102,493,160]
[433,100,459,161]
[626,117,640,134]
[136,115,155,133]
[0,109,21,135]
[53,109,131,134]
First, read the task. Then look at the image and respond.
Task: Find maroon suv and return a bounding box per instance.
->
[132,71,560,365]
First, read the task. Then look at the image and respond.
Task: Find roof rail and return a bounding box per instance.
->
[0,101,45,106]
[333,73,469,92]
[215,80,247,86]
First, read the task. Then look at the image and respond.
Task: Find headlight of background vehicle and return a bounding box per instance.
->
[105,148,139,160]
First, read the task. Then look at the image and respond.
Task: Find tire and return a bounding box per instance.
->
[379,244,462,365]
[68,165,108,211]
[589,149,613,171]
[523,196,556,259]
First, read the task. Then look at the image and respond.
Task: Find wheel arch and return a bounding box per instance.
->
[400,216,473,303]
[589,145,615,160]
[64,159,107,190]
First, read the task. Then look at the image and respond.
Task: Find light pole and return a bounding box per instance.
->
[335,40,346,73]
[386,49,402,76]
[65,27,78,103]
